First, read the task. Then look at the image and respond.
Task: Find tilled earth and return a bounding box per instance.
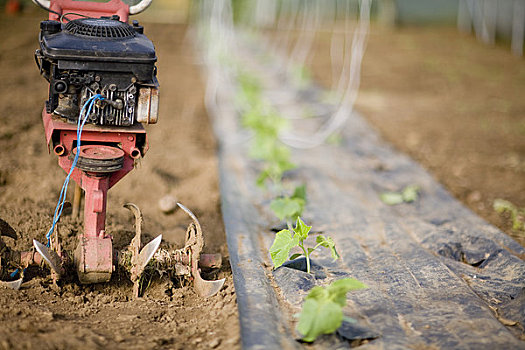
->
[0,13,240,350]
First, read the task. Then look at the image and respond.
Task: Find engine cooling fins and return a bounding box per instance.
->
[64,18,136,39]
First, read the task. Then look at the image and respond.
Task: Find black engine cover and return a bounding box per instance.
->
[37,16,159,126]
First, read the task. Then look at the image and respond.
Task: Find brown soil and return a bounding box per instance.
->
[309,24,525,247]
[0,13,240,350]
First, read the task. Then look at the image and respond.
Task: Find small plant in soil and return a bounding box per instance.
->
[297,278,367,342]
[380,184,420,205]
[242,105,294,187]
[493,199,525,232]
[290,63,312,88]
[270,217,339,274]
[270,185,306,222]
[236,71,295,189]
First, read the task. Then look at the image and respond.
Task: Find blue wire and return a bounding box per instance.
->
[45,94,104,247]
[5,95,104,279]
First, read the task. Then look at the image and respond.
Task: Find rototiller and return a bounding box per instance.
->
[0,0,224,298]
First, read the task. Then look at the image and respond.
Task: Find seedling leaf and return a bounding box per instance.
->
[256,170,270,188]
[292,185,307,202]
[326,278,367,307]
[402,185,420,202]
[269,229,299,269]
[297,298,342,342]
[493,199,516,214]
[297,278,367,342]
[269,218,338,274]
[316,235,340,260]
[493,199,525,231]
[380,192,404,205]
[270,198,303,221]
[380,185,420,205]
[294,217,311,241]
[326,132,343,146]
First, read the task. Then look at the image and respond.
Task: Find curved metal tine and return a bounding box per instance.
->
[33,239,61,276]
[193,266,225,298]
[0,218,17,240]
[178,202,225,297]
[123,202,143,252]
[136,234,162,274]
[177,202,203,252]
[0,278,23,291]
[177,203,199,225]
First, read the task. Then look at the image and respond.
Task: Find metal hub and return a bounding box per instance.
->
[71,145,125,173]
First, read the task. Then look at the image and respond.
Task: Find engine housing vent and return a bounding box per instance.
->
[65,18,135,39]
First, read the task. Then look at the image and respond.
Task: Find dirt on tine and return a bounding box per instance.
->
[309,24,525,248]
[0,12,240,350]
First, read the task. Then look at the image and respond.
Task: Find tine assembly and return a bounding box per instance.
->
[0,278,23,291]
[33,239,63,277]
[120,202,224,298]
[0,219,17,240]
[177,203,225,298]
[123,203,162,298]
[0,226,23,290]
[1,202,224,300]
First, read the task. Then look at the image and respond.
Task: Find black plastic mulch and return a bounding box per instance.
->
[208,39,525,349]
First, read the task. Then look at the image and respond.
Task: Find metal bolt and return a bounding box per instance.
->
[95,76,101,82]
[127,136,134,141]
[114,99,124,110]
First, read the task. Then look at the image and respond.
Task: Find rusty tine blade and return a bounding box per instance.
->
[0,218,17,240]
[193,264,225,298]
[123,202,143,254]
[136,234,162,274]
[178,203,224,297]
[0,278,23,291]
[177,203,198,223]
[33,239,61,276]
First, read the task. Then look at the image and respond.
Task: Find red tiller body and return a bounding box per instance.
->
[40,0,152,283]
[43,109,148,282]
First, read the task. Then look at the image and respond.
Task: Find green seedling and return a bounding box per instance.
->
[270,185,306,222]
[270,217,339,274]
[493,199,525,231]
[242,105,287,139]
[290,64,311,88]
[326,132,343,146]
[241,103,295,187]
[236,71,262,108]
[380,184,420,205]
[253,137,295,188]
[235,71,295,188]
[297,278,367,342]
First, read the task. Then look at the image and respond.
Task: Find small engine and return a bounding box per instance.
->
[36,15,159,126]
